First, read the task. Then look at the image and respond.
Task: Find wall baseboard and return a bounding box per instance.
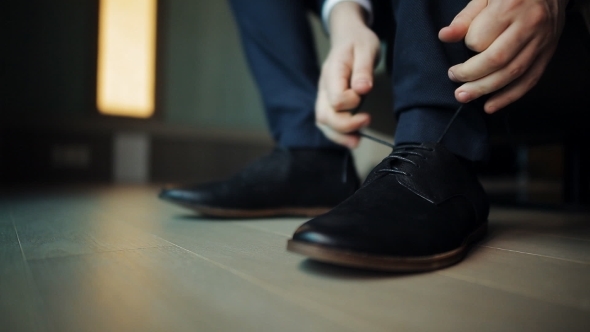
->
[0,119,274,185]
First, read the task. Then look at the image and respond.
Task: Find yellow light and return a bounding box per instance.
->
[97,0,157,118]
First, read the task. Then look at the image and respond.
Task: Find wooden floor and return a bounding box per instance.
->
[1,186,589,332]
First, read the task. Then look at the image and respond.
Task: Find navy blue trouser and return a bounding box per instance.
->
[227,0,338,149]
[227,0,488,160]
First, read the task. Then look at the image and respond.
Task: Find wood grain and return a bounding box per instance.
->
[9,193,170,260]
[150,219,590,332]
[2,186,589,332]
[0,204,48,332]
[27,246,351,332]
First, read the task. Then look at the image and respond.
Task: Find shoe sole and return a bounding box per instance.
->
[286,222,487,272]
[167,200,332,218]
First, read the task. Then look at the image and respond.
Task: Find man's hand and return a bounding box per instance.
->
[316,2,380,148]
[439,0,568,114]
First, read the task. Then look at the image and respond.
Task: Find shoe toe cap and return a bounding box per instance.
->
[159,187,209,204]
[292,224,342,247]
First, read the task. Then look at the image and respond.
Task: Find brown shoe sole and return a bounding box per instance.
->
[172,202,332,218]
[286,222,487,272]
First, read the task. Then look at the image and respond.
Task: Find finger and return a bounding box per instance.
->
[321,109,371,134]
[484,45,556,113]
[323,54,355,109]
[316,122,361,148]
[315,87,367,148]
[334,89,363,111]
[439,0,487,43]
[454,38,542,103]
[350,43,377,95]
[321,67,361,111]
[449,22,535,83]
[316,89,370,134]
[464,5,510,52]
[322,72,361,110]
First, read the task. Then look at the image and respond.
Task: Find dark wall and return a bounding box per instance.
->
[1,0,276,131]
[1,0,277,185]
[2,0,98,119]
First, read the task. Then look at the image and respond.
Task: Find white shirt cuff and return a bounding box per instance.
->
[321,0,374,34]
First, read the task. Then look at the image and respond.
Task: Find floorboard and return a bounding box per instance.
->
[27,246,348,332]
[0,204,48,332]
[9,194,170,260]
[1,186,589,332]
[147,218,590,331]
[483,231,590,263]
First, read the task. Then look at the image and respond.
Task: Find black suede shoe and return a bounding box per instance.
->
[159,147,360,218]
[287,142,489,272]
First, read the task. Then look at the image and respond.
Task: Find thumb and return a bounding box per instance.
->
[350,44,377,95]
[439,0,486,43]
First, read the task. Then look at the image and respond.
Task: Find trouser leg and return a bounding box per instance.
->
[228,0,341,149]
[390,0,489,161]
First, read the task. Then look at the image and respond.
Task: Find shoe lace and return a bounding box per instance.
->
[341,100,465,181]
[352,98,464,147]
[375,144,434,176]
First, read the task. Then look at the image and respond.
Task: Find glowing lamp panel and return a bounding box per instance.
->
[97,0,157,118]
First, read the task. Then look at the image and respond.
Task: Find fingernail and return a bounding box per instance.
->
[458,91,470,102]
[356,79,372,88]
[486,105,496,114]
[448,70,458,82]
